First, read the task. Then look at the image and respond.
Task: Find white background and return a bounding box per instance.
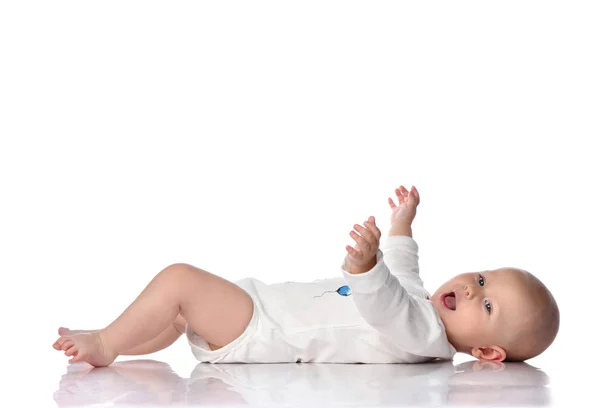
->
[1,1,598,406]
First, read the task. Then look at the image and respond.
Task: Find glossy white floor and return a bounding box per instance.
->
[52,358,551,407]
[14,338,585,407]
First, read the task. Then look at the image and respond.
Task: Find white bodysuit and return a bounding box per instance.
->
[186,235,457,363]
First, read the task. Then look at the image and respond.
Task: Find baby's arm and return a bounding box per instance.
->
[342,252,445,355]
[342,186,446,355]
[342,225,443,355]
[382,185,426,290]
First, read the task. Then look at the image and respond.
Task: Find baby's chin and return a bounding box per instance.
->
[429,296,466,348]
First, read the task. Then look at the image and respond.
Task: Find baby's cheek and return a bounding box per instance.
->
[453,312,473,333]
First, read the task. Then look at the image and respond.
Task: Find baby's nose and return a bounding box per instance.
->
[464,285,476,300]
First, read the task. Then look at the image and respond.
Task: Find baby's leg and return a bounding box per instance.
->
[56,313,187,355]
[53,263,254,366]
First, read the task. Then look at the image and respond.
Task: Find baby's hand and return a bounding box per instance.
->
[344,216,381,274]
[388,185,420,226]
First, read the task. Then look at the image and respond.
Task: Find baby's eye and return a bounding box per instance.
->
[484,300,492,314]
[478,275,485,286]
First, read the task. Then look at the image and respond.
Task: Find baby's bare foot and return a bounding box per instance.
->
[53,332,118,367]
[57,327,96,336]
[54,328,97,351]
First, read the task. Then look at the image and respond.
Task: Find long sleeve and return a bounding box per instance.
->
[380,236,427,297]
[341,238,455,357]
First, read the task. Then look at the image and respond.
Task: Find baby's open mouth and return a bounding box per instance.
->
[441,292,456,310]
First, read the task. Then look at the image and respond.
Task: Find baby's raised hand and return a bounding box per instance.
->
[388,185,420,225]
[344,216,381,274]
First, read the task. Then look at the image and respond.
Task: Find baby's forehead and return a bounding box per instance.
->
[486,268,540,311]
[485,267,530,285]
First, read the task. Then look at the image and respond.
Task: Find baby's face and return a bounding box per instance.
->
[431,268,535,355]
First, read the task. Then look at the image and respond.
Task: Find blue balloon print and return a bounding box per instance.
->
[313,285,352,298]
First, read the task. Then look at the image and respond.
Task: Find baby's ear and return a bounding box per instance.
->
[471,345,506,362]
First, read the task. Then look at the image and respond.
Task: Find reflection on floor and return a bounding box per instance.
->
[54,358,551,407]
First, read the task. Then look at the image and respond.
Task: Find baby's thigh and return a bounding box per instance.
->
[177,264,254,350]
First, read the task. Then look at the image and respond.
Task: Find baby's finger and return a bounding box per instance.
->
[395,188,405,204]
[364,218,381,239]
[349,230,372,254]
[388,197,397,209]
[349,230,367,245]
[353,223,373,240]
[408,187,420,207]
[400,186,411,202]
[346,245,362,259]
[356,223,378,247]
[412,186,420,205]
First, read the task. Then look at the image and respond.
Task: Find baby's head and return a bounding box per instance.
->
[431,267,559,362]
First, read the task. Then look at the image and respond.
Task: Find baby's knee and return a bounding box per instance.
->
[157,263,197,286]
[163,262,193,273]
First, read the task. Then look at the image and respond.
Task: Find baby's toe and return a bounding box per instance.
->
[60,339,74,351]
[70,352,84,363]
[54,337,67,349]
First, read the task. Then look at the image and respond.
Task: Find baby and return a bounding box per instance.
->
[53,185,560,366]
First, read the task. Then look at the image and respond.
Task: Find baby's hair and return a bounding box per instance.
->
[503,270,560,362]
